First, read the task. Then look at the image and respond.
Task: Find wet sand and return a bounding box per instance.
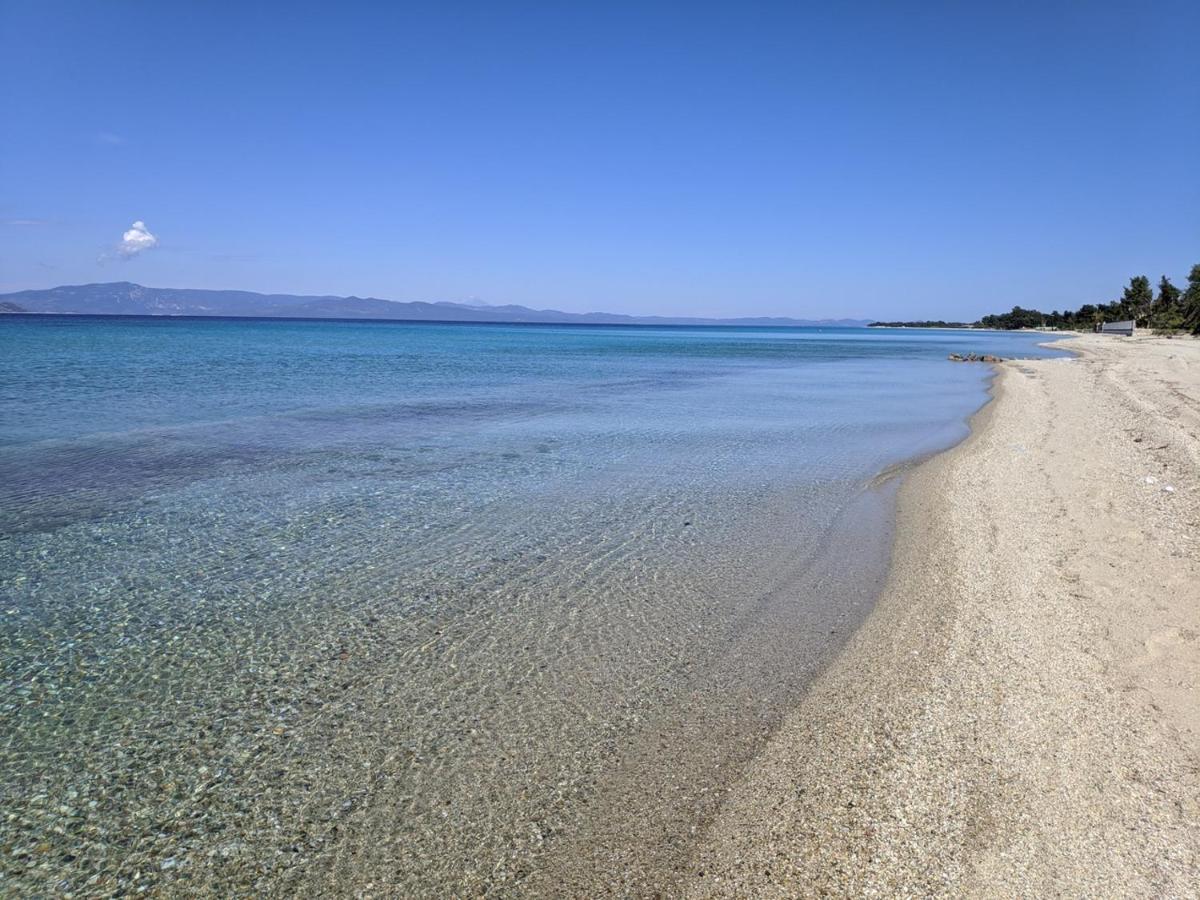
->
[688,334,1200,895]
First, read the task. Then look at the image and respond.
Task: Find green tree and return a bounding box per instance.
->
[1077,303,1098,330]
[971,264,1200,334]
[1182,264,1200,334]
[978,305,1050,330]
[1120,275,1153,324]
[1150,275,1183,330]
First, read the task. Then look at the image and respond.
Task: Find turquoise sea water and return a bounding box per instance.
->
[0,317,1062,894]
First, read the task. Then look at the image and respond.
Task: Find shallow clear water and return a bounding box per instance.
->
[0,317,1061,894]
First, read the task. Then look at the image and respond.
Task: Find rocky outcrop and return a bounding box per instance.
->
[948,353,1003,363]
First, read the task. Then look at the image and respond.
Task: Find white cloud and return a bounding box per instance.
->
[118,220,158,258]
[95,131,125,146]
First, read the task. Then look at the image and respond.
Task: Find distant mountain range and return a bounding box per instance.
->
[0,282,869,327]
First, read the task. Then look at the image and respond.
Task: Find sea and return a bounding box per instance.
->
[0,316,1064,894]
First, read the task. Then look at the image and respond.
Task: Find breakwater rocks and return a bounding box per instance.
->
[948,353,1003,363]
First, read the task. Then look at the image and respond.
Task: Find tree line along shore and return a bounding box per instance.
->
[872,262,1200,333]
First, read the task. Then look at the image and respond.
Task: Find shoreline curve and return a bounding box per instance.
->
[685,333,1200,896]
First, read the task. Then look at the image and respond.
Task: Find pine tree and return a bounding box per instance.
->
[1182,264,1200,335]
[1150,275,1183,330]
[1120,276,1153,324]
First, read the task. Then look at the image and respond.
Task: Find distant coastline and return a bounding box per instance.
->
[868,320,973,329]
[870,266,1200,333]
[0,311,873,331]
[0,282,870,328]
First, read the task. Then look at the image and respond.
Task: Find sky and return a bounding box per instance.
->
[1,1,1197,320]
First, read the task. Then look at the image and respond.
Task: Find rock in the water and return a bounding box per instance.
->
[948,352,1004,363]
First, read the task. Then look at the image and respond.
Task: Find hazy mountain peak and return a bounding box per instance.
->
[0,282,870,327]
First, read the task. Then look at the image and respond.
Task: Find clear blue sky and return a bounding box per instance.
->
[2,1,1197,320]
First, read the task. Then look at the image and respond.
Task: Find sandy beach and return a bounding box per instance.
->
[687,333,1200,896]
